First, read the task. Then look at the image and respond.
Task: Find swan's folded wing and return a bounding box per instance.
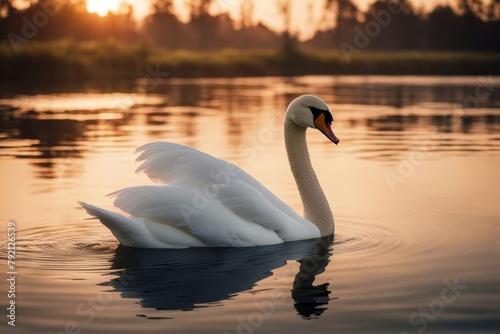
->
[134,142,306,224]
[135,142,229,187]
[217,180,320,241]
[111,185,284,247]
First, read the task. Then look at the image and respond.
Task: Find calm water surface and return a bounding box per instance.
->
[0,76,499,333]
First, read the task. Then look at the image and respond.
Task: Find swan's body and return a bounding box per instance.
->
[79,95,339,248]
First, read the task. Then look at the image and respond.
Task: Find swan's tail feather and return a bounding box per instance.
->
[78,201,165,248]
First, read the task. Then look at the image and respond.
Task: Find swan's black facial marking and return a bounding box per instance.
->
[309,106,339,145]
[309,106,333,125]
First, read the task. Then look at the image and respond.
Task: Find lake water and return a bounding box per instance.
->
[0,76,499,333]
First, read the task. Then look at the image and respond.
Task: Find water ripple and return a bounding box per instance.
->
[333,218,408,257]
[0,223,116,272]
[0,217,415,274]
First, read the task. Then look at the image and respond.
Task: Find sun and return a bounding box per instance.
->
[86,0,121,17]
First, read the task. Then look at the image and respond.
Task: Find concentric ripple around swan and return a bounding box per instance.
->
[0,218,421,273]
[0,223,116,272]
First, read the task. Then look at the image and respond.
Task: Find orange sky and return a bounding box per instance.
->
[88,0,456,38]
[15,0,464,39]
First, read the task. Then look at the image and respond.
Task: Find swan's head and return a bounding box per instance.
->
[286,95,340,145]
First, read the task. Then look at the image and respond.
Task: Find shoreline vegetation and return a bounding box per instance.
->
[1,41,499,81]
[1,0,499,81]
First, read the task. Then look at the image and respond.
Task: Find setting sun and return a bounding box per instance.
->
[86,0,121,17]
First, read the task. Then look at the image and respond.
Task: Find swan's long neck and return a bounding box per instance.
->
[284,117,334,236]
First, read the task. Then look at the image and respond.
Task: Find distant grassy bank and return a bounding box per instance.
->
[1,40,499,81]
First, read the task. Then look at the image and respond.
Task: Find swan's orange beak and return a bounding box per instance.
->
[314,113,340,145]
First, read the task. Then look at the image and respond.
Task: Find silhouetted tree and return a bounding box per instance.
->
[425,5,460,50]
[306,0,499,52]
[144,0,188,48]
[276,0,304,74]
[0,0,14,18]
[0,0,14,40]
[1,0,139,43]
[364,0,424,50]
[143,0,280,50]
[1,0,499,53]
[306,0,360,49]
[487,0,500,20]
[186,0,228,49]
[459,0,485,18]
[330,0,359,41]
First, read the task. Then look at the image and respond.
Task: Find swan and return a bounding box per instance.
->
[79,95,339,248]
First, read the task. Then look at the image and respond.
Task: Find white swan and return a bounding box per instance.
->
[79,95,339,248]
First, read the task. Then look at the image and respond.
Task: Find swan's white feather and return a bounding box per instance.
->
[135,142,228,186]
[80,141,322,248]
[78,201,169,248]
[79,142,321,247]
[110,185,285,247]
[136,142,308,223]
[216,179,320,241]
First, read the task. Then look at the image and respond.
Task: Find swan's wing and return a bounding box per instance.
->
[135,142,228,188]
[135,142,306,223]
[216,180,320,241]
[84,143,321,247]
[111,186,285,247]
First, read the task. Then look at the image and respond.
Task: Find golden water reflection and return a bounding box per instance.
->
[0,76,499,333]
[1,76,499,181]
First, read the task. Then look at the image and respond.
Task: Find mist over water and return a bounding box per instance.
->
[0,76,499,333]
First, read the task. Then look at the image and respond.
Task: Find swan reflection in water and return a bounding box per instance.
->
[101,236,334,319]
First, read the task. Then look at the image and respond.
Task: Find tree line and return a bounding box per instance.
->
[1,0,499,52]
[308,0,500,52]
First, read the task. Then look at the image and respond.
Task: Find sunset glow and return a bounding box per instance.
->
[80,0,456,39]
[86,0,121,17]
